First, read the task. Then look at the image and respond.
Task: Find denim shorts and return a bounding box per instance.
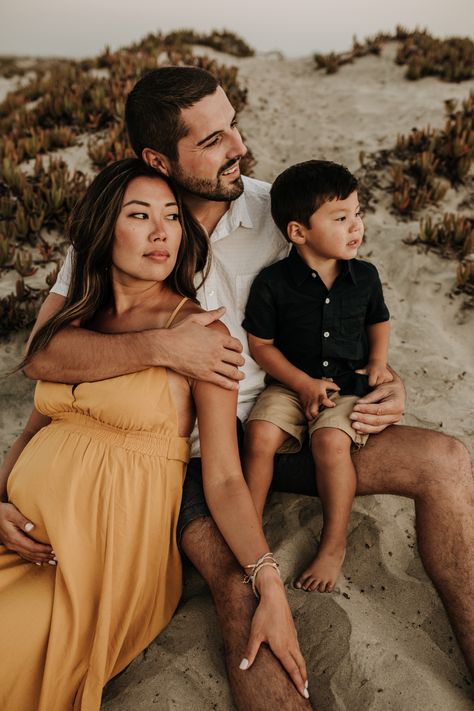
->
[177,418,318,541]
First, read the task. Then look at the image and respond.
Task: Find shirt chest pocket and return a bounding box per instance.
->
[333,295,367,359]
[339,295,367,335]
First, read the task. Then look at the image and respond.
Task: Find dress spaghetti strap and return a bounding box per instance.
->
[164,297,189,329]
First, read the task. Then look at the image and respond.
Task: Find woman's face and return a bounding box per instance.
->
[112,176,183,285]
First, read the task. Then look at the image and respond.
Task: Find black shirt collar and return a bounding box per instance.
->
[287,247,358,286]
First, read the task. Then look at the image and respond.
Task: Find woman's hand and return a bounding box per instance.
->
[240,570,309,700]
[0,502,53,564]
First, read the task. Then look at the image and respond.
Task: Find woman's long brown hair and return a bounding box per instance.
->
[20,158,209,370]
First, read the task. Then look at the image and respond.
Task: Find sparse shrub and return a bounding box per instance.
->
[389,92,473,215]
[0,279,47,335]
[129,29,255,57]
[0,29,255,335]
[0,232,15,266]
[14,248,38,277]
[313,28,474,82]
[395,31,474,82]
[410,213,474,302]
[456,258,474,294]
[314,33,389,74]
[88,125,134,168]
[418,213,474,256]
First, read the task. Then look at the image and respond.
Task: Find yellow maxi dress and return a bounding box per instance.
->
[0,299,190,711]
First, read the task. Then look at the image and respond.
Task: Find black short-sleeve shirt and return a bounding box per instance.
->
[242,248,390,395]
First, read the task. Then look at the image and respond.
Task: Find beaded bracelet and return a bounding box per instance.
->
[243,552,281,598]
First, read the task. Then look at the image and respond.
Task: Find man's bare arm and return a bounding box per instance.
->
[24,293,245,388]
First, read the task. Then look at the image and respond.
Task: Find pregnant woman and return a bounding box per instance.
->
[0,159,306,710]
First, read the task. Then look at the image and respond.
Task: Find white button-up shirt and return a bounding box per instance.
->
[51,176,289,455]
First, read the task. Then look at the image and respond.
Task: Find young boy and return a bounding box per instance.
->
[242,160,392,593]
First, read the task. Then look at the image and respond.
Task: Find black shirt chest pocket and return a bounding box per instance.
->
[334,295,368,358]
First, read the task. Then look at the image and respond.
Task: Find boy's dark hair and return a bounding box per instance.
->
[270,160,358,240]
[125,66,219,162]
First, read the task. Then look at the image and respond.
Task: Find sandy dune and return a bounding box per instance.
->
[1,42,473,710]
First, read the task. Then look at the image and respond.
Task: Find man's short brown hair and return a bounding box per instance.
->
[125,66,219,161]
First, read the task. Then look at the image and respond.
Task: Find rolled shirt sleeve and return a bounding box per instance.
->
[365,264,390,325]
[50,246,73,298]
[242,270,278,340]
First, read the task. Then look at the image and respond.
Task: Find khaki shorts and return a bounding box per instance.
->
[246,382,369,454]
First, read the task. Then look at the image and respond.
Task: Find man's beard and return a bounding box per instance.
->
[169,158,244,202]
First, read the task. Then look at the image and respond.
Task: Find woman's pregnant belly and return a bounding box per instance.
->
[7,423,94,545]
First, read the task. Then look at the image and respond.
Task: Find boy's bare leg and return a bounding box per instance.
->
[296,428,356,593]
[243,421,289,519]
[181,516,313,710]
[352,425,474,674]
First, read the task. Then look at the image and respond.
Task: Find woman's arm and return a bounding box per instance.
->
[191,324,308,697]
[0,407,54,564]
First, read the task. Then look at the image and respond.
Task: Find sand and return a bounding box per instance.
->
[1,42,473,710]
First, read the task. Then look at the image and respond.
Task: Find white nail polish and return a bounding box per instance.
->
[305,680,309,689]
[48,560,57,566]
[35,562,41,567]
[239,658,249,670]
[24,522,34,532]
[303,688,310,699]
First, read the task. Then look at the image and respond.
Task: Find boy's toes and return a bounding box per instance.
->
[295,571,311,589]
[301,577,314,591]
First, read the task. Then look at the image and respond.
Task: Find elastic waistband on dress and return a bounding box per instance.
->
[50,412,190,463]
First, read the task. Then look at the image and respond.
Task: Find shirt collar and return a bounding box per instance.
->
[211,188,253,242]
[287,247,358,285]
[341,259,358,284]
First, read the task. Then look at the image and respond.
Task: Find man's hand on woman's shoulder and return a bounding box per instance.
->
[160,306,245,390]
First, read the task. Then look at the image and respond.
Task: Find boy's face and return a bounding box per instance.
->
[297,190,364,261]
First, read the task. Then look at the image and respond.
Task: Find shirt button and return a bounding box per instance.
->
[208,289,215,296]
[325,297,330,304]
[322,360,329,367]
[323,331,330,338]
[311,272,316,278]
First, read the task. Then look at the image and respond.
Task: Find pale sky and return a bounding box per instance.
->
[1,0,473,58]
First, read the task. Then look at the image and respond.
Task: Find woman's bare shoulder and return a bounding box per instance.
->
[173,301,230,335]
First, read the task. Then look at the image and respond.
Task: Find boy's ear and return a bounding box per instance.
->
[287,221,306,245]
[141,148,171,176]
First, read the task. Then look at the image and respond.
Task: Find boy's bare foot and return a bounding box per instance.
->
[294,544,346,592]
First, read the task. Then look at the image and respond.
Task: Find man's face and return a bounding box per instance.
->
[169,86,248,202]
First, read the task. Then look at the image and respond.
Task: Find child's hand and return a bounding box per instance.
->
[356,360,394,387]
[297,377,340,420]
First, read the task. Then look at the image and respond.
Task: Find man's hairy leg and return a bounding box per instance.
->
[352,424,474,674]
[181,517,312,710]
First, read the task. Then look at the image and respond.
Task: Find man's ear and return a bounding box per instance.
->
[142,148,171,175]
[287,221,306,245]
